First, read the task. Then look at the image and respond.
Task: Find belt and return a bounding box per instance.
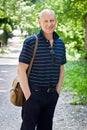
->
[46,87,56,93]
[30,86,56,93]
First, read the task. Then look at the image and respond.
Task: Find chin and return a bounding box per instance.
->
[45,30,54,34]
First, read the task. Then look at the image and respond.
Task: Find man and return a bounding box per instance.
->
[18,9,66,130]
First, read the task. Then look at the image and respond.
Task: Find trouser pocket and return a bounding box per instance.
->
[21,93,40,130]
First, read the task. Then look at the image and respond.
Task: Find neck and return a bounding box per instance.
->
[44,32,53,40]
[43,32,54,47]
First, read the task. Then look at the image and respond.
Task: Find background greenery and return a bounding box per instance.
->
[0,0,87,105]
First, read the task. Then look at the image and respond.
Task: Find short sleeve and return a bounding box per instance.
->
[19,38,33,65]
[61,43,66,65]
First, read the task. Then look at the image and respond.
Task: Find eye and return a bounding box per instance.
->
[44,20,48,23]
[50,20,54,22]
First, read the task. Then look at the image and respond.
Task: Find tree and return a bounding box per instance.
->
[0,0,17,46]
[0,0,87,54]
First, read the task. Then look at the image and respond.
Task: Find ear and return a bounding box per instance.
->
[38,19,41,26]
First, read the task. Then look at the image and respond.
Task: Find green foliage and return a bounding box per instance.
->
[63,59,87,105]
[0,46,10,55]
[0,34,3,42]
[0,0,87,50]
[0,0,87,105]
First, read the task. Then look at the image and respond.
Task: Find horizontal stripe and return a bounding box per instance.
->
[19,30,66,87]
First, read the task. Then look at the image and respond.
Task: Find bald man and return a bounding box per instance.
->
[18,9,66,130]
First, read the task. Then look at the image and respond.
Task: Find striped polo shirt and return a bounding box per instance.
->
[19,30,66,88]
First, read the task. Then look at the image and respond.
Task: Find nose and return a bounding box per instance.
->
[48,21,51,26]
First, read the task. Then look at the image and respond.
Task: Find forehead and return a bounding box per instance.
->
[39,10,56,19]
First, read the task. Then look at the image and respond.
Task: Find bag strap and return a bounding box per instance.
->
[27,35,38,77]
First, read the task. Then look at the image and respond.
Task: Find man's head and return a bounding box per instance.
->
[38,9,57,35]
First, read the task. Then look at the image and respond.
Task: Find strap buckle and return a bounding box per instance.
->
[47,88,55,93]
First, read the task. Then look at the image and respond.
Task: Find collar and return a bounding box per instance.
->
[37,29,59,41]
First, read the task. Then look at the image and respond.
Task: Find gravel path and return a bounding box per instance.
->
[53,92,87,130]
[0,37,87,130]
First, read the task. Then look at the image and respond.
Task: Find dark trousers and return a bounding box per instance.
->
[20,86,59,130]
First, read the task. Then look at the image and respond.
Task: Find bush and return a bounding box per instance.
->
[63,59,87,105]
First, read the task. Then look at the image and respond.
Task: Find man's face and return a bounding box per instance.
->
[38,12,57,34]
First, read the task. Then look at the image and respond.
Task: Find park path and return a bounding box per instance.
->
[0,37,87,130]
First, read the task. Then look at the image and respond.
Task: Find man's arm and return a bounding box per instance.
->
[56,65,65,94]
[17,62,31,100]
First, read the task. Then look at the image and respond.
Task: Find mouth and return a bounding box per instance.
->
[47,27,54,30]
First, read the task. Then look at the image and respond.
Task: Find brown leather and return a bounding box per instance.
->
[10,35,38,107]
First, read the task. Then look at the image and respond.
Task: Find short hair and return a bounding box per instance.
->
[39,9,56,19]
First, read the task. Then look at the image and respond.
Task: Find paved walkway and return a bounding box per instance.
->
[0,37,87,130]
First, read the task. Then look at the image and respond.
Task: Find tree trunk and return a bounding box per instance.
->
[2,22,8,46]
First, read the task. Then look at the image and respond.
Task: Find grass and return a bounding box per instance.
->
[0,38,87,105]
[0,46,10,57]
[63,59,87,105]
